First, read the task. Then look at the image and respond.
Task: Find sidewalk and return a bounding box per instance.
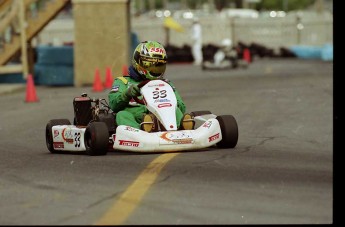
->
[0,83,26,96]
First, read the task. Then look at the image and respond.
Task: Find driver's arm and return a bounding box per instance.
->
[108,78,131,112]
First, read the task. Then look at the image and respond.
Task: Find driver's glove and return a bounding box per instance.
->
[123,84,140,100]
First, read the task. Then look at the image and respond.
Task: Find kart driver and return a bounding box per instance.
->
[108,40,192,132]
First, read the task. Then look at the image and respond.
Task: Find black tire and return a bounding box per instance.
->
[190,110,212,117]
[201,62,206,70]
[84,122,109,156]
[216,115,238,148]
[231,60,239,69]
[46,119,71,153]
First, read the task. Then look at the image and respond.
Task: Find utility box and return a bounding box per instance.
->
[72,0,130,87]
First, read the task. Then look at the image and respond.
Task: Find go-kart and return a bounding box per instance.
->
[45,79,238,155]
[202,42,248,70]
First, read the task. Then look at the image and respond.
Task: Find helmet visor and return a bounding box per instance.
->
[140,56,167,77]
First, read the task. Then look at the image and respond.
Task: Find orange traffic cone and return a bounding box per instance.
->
[25,74,39,102]
[243,48,251,63]
[122,65,128,76]
[104,67,113,89]
[92,68,104,92]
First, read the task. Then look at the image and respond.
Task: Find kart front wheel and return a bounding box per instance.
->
[216,115,238,148]
[46,119,71,153]
[84,122,109,156]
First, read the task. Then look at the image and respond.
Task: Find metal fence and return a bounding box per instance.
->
[132,11,333,51]
[0,6,334,56]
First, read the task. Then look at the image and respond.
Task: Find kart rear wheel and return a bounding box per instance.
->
[46,119,71,153]
[84,122,109,156]
[216,115,238,148]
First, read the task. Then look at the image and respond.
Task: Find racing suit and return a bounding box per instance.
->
[108,66,186,129]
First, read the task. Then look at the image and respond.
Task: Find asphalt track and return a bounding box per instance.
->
[0,58,333,225]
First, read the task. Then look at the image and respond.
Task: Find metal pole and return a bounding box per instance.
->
[296,15,302,45]
[283,0,288,11]
[242,0,248,9]
[138,0,145,14]
[180,0,187,10]
[162,0,168,9]
[231,18,236,46]
[165,27,170,47]
[149,0,155,11]
[18,0,29,79]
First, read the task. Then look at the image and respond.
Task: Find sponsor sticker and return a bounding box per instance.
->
[54,130,59,138]
[53,142,64,149]
[148,83,166,87]
[150,47,165,54]
[62,128,74,144]
[172,138,193,144]
[209,133,220,142]
[111,85,119,92]
[124,126,140,132]
[154,98,170,103]
[160,131,194,144]
[141,56,167,64]
[202,120,213,129]
[158,103,172,108]
[119,140,140,147]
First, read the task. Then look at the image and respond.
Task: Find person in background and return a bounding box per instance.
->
[190,17,203,65]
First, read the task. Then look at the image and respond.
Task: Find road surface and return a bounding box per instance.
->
[0,58,333,225]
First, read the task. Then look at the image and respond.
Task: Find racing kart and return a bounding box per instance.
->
[45,79,238,155]
[202,48,248,70]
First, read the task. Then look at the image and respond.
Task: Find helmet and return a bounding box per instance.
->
[132,41,167,80]
[221,38,232,47]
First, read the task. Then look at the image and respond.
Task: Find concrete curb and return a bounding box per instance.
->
[0,84,26,96]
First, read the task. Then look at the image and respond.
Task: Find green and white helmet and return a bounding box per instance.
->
[132,41,168,80]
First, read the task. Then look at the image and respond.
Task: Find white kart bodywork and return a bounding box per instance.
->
[49,80,229,153]
[50,114,221,153]
[51,125,87,151]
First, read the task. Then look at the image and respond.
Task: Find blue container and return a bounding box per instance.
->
[0,72,26,84]
[34,64,74,86]
[321,44,333,61]
[36,45,74,66]
[289,45,323,59]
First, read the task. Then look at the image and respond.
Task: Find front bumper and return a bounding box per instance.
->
[113,118,222,152]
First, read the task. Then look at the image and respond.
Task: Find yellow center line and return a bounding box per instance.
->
[94,152,179,225]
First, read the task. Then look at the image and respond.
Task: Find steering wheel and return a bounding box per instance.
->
[133,80,150,105]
